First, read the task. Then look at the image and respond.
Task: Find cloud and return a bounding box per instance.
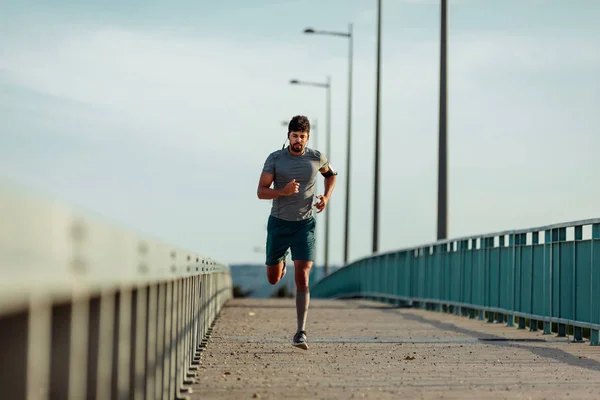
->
[0,24,322,157]
[1,4,599,265]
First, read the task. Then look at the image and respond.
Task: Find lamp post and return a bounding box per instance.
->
[303,23,353,265]
[437,0,448,240]
[289,77,332,276]
[373,0,382,253]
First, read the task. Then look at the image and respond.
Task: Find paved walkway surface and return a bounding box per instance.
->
[192,298,600,399]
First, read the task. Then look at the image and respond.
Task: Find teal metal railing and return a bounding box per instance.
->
[312,219,600,345]
[0,183,232,399]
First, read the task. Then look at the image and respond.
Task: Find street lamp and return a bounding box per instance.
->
[373,0,382,253]
[303,23,353,265]
[289,77,332,276]
[437,0,448,240]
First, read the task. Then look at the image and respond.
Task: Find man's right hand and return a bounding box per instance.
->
[280,179,300,196]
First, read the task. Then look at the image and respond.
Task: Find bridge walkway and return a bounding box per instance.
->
[193,298,600,399]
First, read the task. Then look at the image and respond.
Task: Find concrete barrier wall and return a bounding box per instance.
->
[0,184,232,399]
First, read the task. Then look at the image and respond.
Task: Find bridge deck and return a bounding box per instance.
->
[193,298,600,399]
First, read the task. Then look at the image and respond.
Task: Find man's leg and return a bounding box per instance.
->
[266,260,286,285]
[290,217,316,350]
[265,216,290,285]
[294,260,312,332]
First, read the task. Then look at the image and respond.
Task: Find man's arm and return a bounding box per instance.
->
[257,172,299,199]
[257,172,280,199]
[320,165,337,199]
[313,164,337,213]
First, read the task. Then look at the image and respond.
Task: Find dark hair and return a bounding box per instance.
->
[288,115,310,134]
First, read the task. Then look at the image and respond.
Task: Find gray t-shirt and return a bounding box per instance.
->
[262,146,329,221]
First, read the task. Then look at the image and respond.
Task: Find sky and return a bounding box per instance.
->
[1,0,600,267]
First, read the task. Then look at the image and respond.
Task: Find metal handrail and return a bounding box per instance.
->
[312,218,600,345]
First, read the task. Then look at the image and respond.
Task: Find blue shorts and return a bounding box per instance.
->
[265,215,316,266]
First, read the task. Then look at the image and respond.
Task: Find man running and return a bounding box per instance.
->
[256,115,337,350]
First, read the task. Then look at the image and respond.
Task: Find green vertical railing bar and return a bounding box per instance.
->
[500,245,512,310]
[521,246,533,314]
[572,226,583,342]
[459,240,467,315]
[407,251,414,300]
[553,229,568,337]
[527,233,538,331]
[542,230,552,334]
[591,224,600,345]
[391,255,397,300]
[484,238,494,322]
[430,247,435,306]
[376,256,382,298]
[490,246,500,309]
[442,245,448,303]
[378,256,384,297]
[573,227,587,342]
[407,251,414,299]
[404,252,411,298]
[387,254,393,298]
[379,255,385,299]
[532,244,545,316]
[394,254,401,301]
[418,249,426,303]
[474,245,485,312]
[552,241,561,319]
[447,248,453,303]
[471,246,479,305]
[514,234,525,328]
[464,247,473,307]
[440,245,447,302]
[451,250,460,303]
[389,255,395,300]
[515,234,522,310]
[560,241,575,321]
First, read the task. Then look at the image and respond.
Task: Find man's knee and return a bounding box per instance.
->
[294,260,312,271]
[293,260,312,290]
[296,283,309,292]
[267,274,280,285]
[266,262,284,285]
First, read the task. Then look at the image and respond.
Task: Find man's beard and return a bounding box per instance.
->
[291,143,303,152]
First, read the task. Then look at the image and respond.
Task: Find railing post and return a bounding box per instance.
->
[555,227,567,338]
[591,223,600,345]
[469,238,477,320]
[0,308,28,399]
[543,230,553,335]
[528,232,538,332]
[484,237,495,324]
[514,233,526,330]
[459,239,468,317]
[513,233,523,329]
[496,235,505,324]
[572,226,584,342]
[507,233,516,328]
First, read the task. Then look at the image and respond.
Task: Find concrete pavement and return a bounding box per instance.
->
[192,298,600,399]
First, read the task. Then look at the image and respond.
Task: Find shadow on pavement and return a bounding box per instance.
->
[393,309,600,372]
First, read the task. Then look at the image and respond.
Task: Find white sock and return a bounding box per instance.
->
[296,290,310,332]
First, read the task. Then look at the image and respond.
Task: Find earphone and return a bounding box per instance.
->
[282,131,290,149]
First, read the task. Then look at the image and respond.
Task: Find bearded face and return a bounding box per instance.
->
[289,130,309,154]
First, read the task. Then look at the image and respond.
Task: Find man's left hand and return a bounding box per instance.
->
[313,195,329,213]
